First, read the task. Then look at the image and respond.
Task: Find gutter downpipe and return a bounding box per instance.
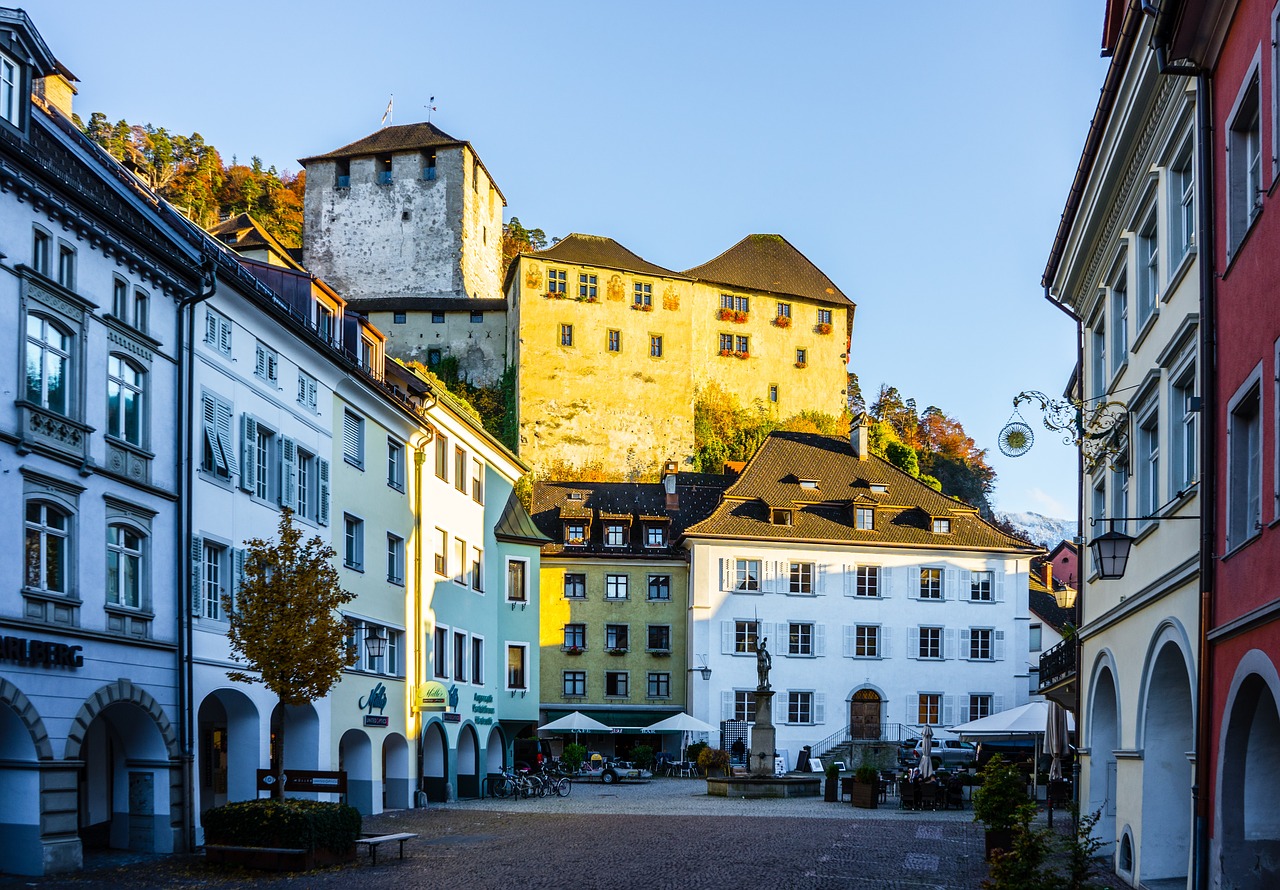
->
[176,257,217,851]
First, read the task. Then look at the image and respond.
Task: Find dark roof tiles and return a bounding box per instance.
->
[683,234,853,308]
[527,234,687,279]
[299,122,464,164]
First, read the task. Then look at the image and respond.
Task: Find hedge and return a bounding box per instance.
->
[202,799,361,852]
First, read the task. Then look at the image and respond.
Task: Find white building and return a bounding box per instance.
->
[682,423,1038,764]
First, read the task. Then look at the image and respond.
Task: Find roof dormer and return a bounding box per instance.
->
[0,9,60,137]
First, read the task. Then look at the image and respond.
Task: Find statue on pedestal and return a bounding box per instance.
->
[756,636,772,689]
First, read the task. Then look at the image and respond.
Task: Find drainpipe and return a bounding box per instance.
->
[176,257,216,851]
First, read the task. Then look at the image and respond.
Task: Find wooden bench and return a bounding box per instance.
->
[355,832,418,865]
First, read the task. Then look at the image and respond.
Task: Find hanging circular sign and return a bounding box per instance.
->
[999,421,1035,457]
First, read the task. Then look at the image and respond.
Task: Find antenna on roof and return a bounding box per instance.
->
[425,96,437,123]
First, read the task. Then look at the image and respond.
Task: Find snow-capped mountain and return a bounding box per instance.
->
[995,512,1076,550]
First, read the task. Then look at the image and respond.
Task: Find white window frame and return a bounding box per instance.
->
[386,532,404,585]
[1172,357,1198,493]
[605,573,629,600]
[735,558,761,592]
[1227,53,1264,257]
[343,514,364,571]
[254,341,279,385]
[854,507,874,530]
[0,50,17,126]
[1169,133,1196,267]
[471,634,485,686]
[506,557,528,603]
[918,567,943,600]
[855,565,879,598]
[1136,402,1160,525]
[205,307,232,357]
[647,671,671,699]
[787,621,814,657]
[854,624,880,658]
[387,438,405,491]
[1135,205,1159,330]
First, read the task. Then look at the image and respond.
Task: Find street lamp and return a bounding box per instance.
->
[1087,515,1200,580]
[364,629,387,660]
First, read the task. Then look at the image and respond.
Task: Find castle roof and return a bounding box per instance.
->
[527,233,688,280]
[682,234,854,308]
[683,431,1037,553]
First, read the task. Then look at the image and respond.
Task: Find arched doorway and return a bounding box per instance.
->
[421,721,448,802]
[1219,668,1280,889]
[850,689,882,740]
[484,726,505,784]
[76,702,173,853]
[338,729,373,814]
[456,724,479,799]
[1139,640,1193,883]
[0,700,43,874]
[196,689,259,819]
[1088,664,1119,859]
[269,703,319,798]
[382,734,410,810]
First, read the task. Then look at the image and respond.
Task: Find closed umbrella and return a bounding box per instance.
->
[919,725,935,779]
[1046,702,1068,782]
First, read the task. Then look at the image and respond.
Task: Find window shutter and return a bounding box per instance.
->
[267,352,278,384]
[343,412,362,464]
[907,694,918,723]
[816,563,829,595]
[204,310,218,345]
[910,568,921,600]
[994,630,1006,661]
[960,698,970,724]
[880,566,892,599]
[943,696,956,726]
[842,625,855,657]
[721,620,734,654]
[959,569,972,598]
[255,345,266,378]
[814,693,826,725]
[240,414,258,492]
[944,628,957,660]
[959,628,971,660]
[297,375,308,403]
[908,626,919,659]
[842,564,854,596]
[720,558,731,591]
[994,695,1005,714]
[721,691,735,722]
[190,535,203,615]
[880,628,891,658]
[317,458,331,526]
[218,317,232,354]
[234,548,246,605]
[280,437,297,509]
[760,560,774,593]
[216,397,237,475]
[896,565,911,598]
[944,568,957,601]
[993,571,1005,602]
[813,624,826,656]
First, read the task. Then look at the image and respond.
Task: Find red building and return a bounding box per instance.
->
[1159,2,1280,887]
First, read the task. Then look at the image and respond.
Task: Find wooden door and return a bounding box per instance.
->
[850,690,882,740]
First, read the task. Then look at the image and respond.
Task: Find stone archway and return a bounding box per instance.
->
[1139,638,1193,884]
[0,683,49,875]
[456,724,479,799]
[421,721,448,802]
[269,702,319,798]
[1218,655,1280,889]
[338,729,373,814]
[196,689,259,820]
[382,734,410,810]
[484,725,506,778]
[1088,663,1120,859]
[850,689,883,740]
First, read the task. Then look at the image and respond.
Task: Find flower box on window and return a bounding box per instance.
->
[773,315,792,328]
[608,647,628,656]
[565,537,586,547]
[716,308,749,324]
[565,646,584,656]
[545,291,565,299]
[734,351,750,360]
[719,349,733,358]
[649,649,671,657]
[632,303,654,312]
[795,361,807,369]
[815,323,833,335]
[575,295,599,303]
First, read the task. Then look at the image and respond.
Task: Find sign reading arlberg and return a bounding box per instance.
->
[0,634,83,668]
[256,770,348,793]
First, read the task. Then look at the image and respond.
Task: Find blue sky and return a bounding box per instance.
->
[30,1,1109,517]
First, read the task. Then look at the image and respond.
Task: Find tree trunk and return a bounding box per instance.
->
[273,696,285,800]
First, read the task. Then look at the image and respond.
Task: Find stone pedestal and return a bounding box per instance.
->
[749,687,776,777]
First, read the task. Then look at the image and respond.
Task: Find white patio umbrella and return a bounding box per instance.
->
[538,711,612,744]
[644,712,715,763]
[953,701,1076,799]
[1045,702,1069,782]
[919,724,935,779]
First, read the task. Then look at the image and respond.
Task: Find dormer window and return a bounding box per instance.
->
[798,479,819,490]
[932,518,952,534]
[564,522,586,546]
[567,492,584,500]
[604,523,626,547]
[316,304,335,344]
[645,525,665,547]
[1,52,19,127]
[854,507,874,530]
[771,508,793,526]
[870,483,889,494]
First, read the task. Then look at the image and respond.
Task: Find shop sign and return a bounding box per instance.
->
[418,681,448,711]
[1,635,83,668]
[359,682,388,729]
[256,769,347,793]
[443,713,461,723]
[364,715,389,727]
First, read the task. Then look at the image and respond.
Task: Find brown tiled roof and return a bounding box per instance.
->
[682,431,1037,552]
[532,473,734,558]
[527,234,688,280]
[208,213,303,268]
[494,491,551,546]
[682,234,853,308]
[345,297,507,313]
[298,122,464,164]
[1028,587,1073,634]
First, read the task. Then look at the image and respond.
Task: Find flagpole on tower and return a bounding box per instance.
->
[426,96,437,123]
[380,94,393,128]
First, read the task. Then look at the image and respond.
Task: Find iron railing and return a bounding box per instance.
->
[1038,638,1077,692]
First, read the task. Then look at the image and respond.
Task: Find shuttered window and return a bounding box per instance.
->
[342,409,364,468]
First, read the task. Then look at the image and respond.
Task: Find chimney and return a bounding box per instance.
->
[850,412,869,460]
[1041,563,1053,591]
[35,66,77,121]
[663,460,678,509]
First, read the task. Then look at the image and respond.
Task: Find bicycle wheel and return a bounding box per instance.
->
[555,777,571,797]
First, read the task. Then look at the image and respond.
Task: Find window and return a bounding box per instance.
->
[564,623,586,649]
[788,622,814,656]
[734,620,758,654]
[1172,364,1198,491]
[919,567,942,600]
[634,281,652,307]
[296,449,313,520]
[470,310,483,323]
[777,302,791,320]
[454,631,467,682]
[1228,381,1262,547]
[316,304,335,345]
[932,518,952,534]
[855,565,879,597]
[968,628,993,660]
[454,537,467,585]
[721,293,749,313]
[507,559,528,602]
[855,625,879,658]
[387,439,404,491]
[647,574,670,601]
[393,311,407,324]
[796,348,807,365]
[548,269,566,294]
[917,693,941,726]
[605,671,629,697]
[647,624,671,651]
[435,529,447,575]
[25,315,71,416]
[106,356,144,447]
[1137,207,1158,327]
[132,289,149,333]
[1171,138,1195,263]
[384,630,402,676]
[854,507,874,530]
[472,459,484,503]
[918,626,942,659]
[201,541,226,620]
[645,525,665,547]
[970,571,993,602]
[358,335,375,373]
[434,627,449,678]
[471,637,484,685]
[789,562,814,594]
[1137,407,1160,520]
[606,624,629,650]
[647,672,671,698]
[565,522,586,546]
[200,392,235,482]
[252,423,274,500]
[387,533,404,584]
[205,308,232,356]
[297,372,318,411]
[254,342,279,385]
[817,308,833,326]
[455,447,467,493]
[560,324,573,347]
[343,515,363,570]
[735,558,761,592]
[606,574,629,600]
[768,385,778,403]
[342,410,364,468]
[650,335,663,358]
[564,573,586,599]
[734,335,748,354]
[112,278,129,318]
[969,695,993,722]
[1091,314,1107,399]
[431,311,445,324]
[563,671,586,697]
[719,333,734,352]
[1228,72,1262,253]
[607,329,621,352]
[377,154,392,184]
[335,158,350,188]
[25,502,68,594]
[471,547,483,592]
[788,691,814,724]
[57,244,75,290]
[605,523,626,547]
[1029,624,1043,652]
[0,51,16,126]
[1111,458,1130,535]
[435,434,448,480]
[734,690,757,723]
[578,273,597,299]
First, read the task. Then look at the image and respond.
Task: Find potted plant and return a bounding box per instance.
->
[562,743,586,773]
[686,740,708,766]
[824,761,840,801]
[773,314,791,328]
[850,765,879,809]
[973,754,1031,860]
[697,747,730,778]
[565,645,583,655]
[815,322,833,335]
[794,361,807,369]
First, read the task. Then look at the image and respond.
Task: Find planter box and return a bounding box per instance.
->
[205,844,355,872]
[849,780,879,809]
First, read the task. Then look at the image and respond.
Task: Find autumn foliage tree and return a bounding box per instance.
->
[501,216,548,274]
[224,509,356,797]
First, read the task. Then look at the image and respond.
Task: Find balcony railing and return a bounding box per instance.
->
[1038,638,1077,693]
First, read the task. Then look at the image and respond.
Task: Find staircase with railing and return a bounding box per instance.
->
[810,722,921,769]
